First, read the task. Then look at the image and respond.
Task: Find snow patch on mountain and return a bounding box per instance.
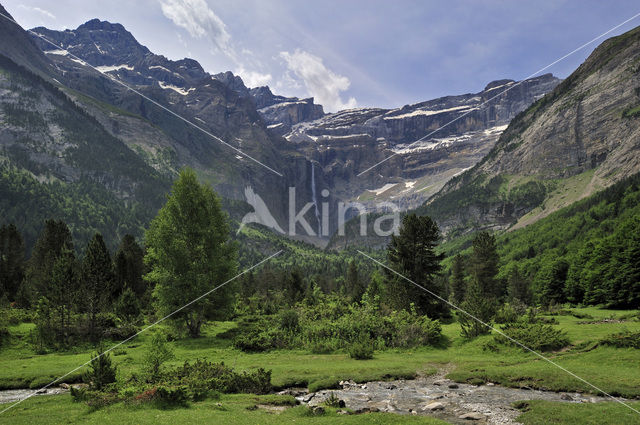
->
[95,64,134,73]
[158,81,194,95]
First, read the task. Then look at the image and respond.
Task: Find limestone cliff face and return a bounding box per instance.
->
[282,74,559,213]
[421,25,640,235]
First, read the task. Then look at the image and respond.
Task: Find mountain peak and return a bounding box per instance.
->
[484,79,516,91]
[77,18,128,34]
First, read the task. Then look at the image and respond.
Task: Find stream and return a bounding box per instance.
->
[0,368,618,424]
[288,367,615,424]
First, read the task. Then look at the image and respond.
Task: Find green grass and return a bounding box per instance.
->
[516,400,640,425]
[0,393,448,425]
[1,307,639,423]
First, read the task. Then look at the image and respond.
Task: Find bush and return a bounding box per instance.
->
[232,316,289,352]
[309,339,339,354]
[600,331,640,348]
[169,359,272,395]
[348,335,374,360]
[154,385,189,407]
[84,348,117,390]
[143,332,175,382]
[494,304,520,324]
[278,309,300,333]
[2,307,31,325]
[384,310,442,347]
[495,322,570,351]
[323,392,342,408]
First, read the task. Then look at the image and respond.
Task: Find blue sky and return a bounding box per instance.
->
[6,0,640,111]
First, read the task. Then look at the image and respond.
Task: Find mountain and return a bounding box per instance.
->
[26,18,323,240]
[0,4,567,249]
[14,13,558,243]
[0,9,168,250]
[416,24,640,236]
[278,74,560,211]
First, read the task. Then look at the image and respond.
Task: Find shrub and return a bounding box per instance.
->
[278,309,300,333]
[143,332,175,382]
[384,310,442,347]
[348,335,374,360]
[169,359,272,395]
[323,392,342,408]
[495,322,570,351]
[494,304,520,324]
[154,385,189,407]
[232,316,289,352]
[600,331,640,348]
[309,339,338,354]
[2,307,31,325]
[84,348,117,390]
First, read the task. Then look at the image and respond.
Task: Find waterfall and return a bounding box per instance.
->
[311,162,321,235]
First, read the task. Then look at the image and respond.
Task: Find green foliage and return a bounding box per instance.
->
[348,335,375,360]
[167,359,272,395]
[26,219,73,305]
[496,171,640,308]
[385,214,448,318]
[84,348,117,390]
[145,169,238,337]
[495,322,570,352]
[0,223,25,301]
[113,234,146,299]
[0,166,155,254]
[323,392,342,407]
[449,254,466,305]
[143,332,175,382]
[458,280,495,338]
[600,330,640,349]
[114,287,141,323]
[82,233,114,339]
[470,231,501,298]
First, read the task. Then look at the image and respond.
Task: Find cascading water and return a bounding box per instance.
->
[311,162,322,236]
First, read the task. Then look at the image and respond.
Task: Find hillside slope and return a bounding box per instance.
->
[418,25,640,236]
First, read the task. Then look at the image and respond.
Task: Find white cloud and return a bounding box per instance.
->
[235,67,272,88]
[279,49,356,112]
[160,0,232,56]
[17,5,56,20]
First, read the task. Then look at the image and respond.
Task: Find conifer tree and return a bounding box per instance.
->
[0,224,25,301]
[386,214,448,318]
[82,233,114,339]
[450,254,466,305]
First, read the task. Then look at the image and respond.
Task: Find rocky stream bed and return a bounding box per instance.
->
[0,367,618,424]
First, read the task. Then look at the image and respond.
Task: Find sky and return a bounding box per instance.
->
[5,0,640,112]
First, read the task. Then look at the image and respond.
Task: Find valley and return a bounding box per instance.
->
[0,2,639,425]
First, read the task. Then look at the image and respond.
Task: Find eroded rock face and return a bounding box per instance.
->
[424,26,640,236]
[281,75,560,219]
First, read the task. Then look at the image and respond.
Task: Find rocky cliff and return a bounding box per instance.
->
[417,25,640,236]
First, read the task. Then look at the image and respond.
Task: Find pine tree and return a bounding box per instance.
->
[286,269,306,304]
[385,214,448,318]
[459,231,501,338]
[459,278,495,338]
[145,169,238,337]
[507,265,532,305]
[346,260,365,301]
[113,234,145,298]
[49,246,78,342]
[82,233,114,339]
[26,220,73,304]
[450,254,466,305]
[0,224,25,302]
[469,231,501,297]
